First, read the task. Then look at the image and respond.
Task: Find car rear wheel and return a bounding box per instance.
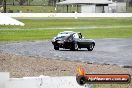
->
[70,43,78,51]
[87,43,94,51]
[54,45,59,50]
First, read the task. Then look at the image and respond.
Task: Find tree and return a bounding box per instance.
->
[27,0,34,6]
[129,0,132,6]
[0,0,3,5]
[48,0,62,6]
[16,0,26,5]
[1,0,6,13]
[12,0,15,5]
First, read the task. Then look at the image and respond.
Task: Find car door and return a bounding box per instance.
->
[74,33,87,48]
[78,38,89,48]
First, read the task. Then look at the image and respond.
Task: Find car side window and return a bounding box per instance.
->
[73,33,79,39]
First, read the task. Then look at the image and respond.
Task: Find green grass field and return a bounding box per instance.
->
[6,5,79,13]
[0,18,132,41]
[128,7,132,13]
[6,5,132,13]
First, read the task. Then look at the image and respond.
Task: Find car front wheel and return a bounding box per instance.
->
[54,45,59,50]
[87,43,94,51]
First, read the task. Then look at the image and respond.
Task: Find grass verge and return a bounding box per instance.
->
[0,19,132,41]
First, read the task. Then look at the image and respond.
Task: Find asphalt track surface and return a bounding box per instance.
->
[0,38,132,67]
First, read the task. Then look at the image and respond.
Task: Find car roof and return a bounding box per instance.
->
[59,31,80,34]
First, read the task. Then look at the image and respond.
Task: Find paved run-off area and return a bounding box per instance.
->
[0,38,132,67]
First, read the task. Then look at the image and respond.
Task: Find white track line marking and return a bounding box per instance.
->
[0,26,132,30]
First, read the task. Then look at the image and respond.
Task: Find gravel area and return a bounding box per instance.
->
[0,53,132,78]
[0,38,132,66]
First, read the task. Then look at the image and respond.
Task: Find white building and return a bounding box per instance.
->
[108,2,126,13]
[57,0,126,13]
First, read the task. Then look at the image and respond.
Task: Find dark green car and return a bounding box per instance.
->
[51,31,95,51]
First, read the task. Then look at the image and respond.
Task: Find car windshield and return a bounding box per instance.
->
[56,32,73,38]
[55,32,75,41]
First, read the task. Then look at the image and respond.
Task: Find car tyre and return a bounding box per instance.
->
[54,45,59,50]
[87,43,94,51]
[70,43,78,51]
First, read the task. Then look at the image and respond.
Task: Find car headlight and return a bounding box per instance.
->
[52,37,56,42]
[52,39,55,42]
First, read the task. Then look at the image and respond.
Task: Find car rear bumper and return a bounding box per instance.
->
[52,41,73,49]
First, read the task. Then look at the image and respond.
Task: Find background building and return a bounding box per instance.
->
[57,0,126,13]
[0,0,131,13]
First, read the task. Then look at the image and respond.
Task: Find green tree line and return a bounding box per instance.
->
[0,0,63,6]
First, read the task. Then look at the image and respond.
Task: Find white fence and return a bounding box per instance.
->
[4,13,132,18]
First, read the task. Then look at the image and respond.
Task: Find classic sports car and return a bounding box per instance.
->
[51,31,95,51]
